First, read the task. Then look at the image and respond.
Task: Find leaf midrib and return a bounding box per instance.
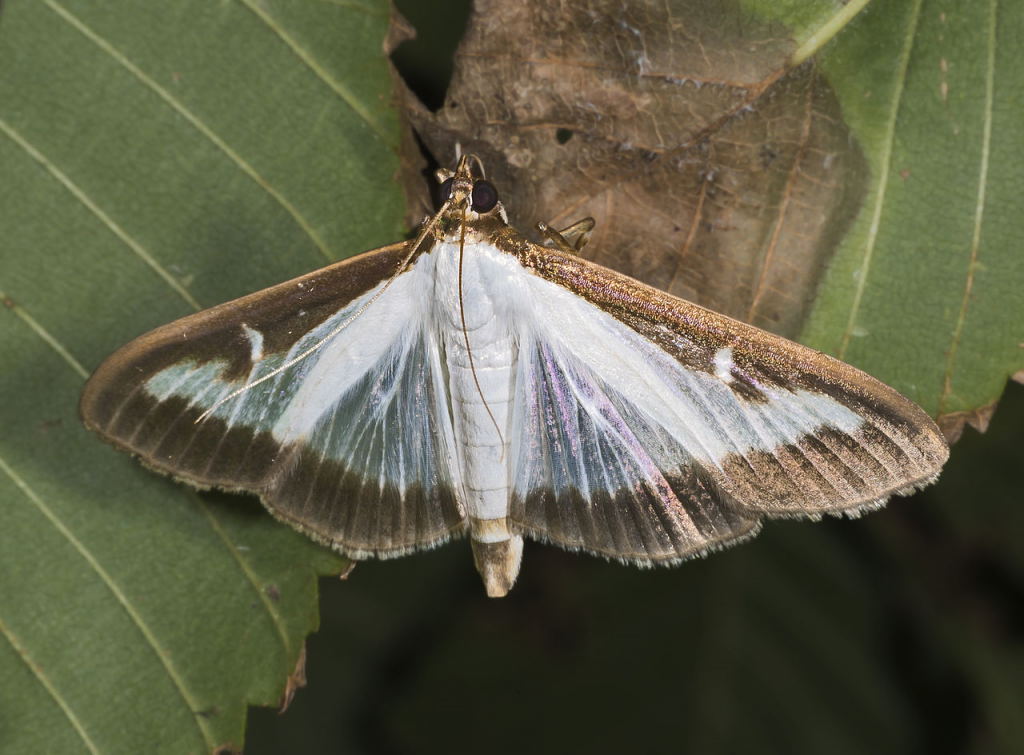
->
[838,0,924,360]
[939,0,997,415]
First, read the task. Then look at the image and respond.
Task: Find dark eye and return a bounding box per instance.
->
[438,177,454,205]
[471,180,498,212]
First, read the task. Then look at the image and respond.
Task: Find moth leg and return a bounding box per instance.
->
[537,217,595,254]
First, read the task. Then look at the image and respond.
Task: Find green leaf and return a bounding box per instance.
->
[744,0,1024,428]
[0,0,400,751]
[800,0,1024,426]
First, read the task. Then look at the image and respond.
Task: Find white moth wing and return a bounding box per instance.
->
[505,247,947,563]
[82,245,466,557]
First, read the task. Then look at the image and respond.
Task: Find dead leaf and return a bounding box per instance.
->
[939,400,999,445]
[338,561,357,580]
[277,644,308,714]
[395,0,867,338]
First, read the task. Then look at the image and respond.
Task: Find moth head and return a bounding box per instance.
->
[434,155,508,226]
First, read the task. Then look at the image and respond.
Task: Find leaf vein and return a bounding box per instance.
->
[790,0,872,67]
[839,0,924,359]
[236,0,394,145]
[0,453,216,751]
[0,286,89,379]
[42,0,335,264]
[0,117,202,312]
[747,62,816,323]
[0,617,102,755]
[191,492,294,658]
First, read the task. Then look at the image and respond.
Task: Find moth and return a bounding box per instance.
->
[81,156,949,597]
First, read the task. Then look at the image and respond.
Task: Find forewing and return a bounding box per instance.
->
[511,333,761,563]
[81,242,466,557]
[508,244,948,564]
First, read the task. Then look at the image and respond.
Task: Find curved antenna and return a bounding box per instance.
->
[465,153,487,179]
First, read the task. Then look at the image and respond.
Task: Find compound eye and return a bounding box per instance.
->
[438,177,454,205]
[471,180,498,212]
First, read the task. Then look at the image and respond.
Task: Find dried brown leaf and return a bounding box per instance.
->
[276,644,308,714]
[397,0,867,337]
[938,400,999,445]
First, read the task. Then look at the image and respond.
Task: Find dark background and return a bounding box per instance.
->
[246,3,1024,752]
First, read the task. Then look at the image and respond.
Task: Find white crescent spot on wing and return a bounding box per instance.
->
[241,323,264,363]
